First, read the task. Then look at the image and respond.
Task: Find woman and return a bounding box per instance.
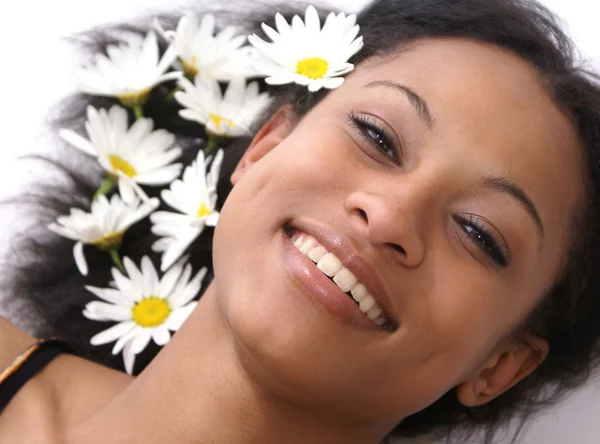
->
[1,0,600,443]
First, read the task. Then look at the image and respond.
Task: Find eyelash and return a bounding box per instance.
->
[454,215,510,267]
[347,111,510,268]
[347,111,401,164]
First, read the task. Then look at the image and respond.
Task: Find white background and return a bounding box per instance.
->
[0,1,599,442]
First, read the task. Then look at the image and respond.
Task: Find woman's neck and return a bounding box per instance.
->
[69,284,385,444]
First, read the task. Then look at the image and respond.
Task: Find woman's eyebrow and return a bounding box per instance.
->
[363,80,434,128]
[483,175,545,248]
[363,81,544,247]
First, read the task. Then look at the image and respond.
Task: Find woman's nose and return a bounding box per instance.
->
[345,189,426,268]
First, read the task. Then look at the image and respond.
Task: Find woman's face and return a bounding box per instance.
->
[211,38,585,429]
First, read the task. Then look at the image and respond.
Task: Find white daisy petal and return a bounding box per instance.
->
[158,261,185,297]
[123,257,146,289]
[323,77,345,90]
[223,77,246,105]
[305,5,321,33]
[175,75,271,138]
[111,267,141,301]
[265,74,297,85]
[150,221,191,238]
[152,149,224,271]
[59,129,97,156]
[140,256,160,294]
[122,340,137,375]
[120,198,159,231]
[275,13,291,36]
[120,174,151,203]
[112,326,140,355]
[152,237,174,252]
[155,44,180,78]
[166,302,197,331]
[168,264,193,298]
[153,18,172,43]
[207,149,224,188]
[130,329,152,355]
[134,164,183,185]
[169,266,207,307]
[48,194,155,275]
[61,104,181,200]
[85,286,131,306]
[77,30,182,101]
[84,256,209,373]
[261,23,282,43]
[82,308,108,322]
[84,301,131,321]
[152,327,171,346]
[90,321,135,346]
[47,223,78,241]
[158,13,257,81]
[150,211,194,226]
[249,5,362,91]
[205,212,220,227]
[73,241,88,276]
[159,237,196,272]
[308,78,325,92]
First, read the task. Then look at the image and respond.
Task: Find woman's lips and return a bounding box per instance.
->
[280,227,392,332]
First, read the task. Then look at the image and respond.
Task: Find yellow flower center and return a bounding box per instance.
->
[132,297,171,328]
[183,57,199,78]
[296,57,329,80]
[118,89,150,107]
[109,155,137,178]
[196,202,211,218]
[92,231,124,252]
[209,114,236,132]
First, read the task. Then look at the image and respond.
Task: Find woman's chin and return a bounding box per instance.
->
[211,217,453,423]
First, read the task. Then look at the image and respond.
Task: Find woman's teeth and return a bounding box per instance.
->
[290,231,387,327]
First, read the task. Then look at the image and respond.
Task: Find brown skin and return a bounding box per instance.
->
[0,38,586,443]
[0,318,131,443]
[217,37,582,421]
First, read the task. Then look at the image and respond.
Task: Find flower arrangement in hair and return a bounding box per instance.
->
[48,5,363,374]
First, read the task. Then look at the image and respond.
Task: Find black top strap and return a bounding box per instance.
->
[0,339,72,414]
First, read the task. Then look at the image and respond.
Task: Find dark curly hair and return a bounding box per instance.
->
[4,0,600,443]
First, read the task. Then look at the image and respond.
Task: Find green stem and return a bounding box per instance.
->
[184,71,196,82]
[107,248,126,274]
[203,134,220,156]
[133,103,144,120]
[94,177,117,200]
[299,91,316,111]
[166,87,183,102]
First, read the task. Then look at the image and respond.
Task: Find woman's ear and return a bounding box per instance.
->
[231,105,297,185]
[456,335,549,407]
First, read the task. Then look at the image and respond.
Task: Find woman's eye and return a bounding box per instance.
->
[366,128,393,157]
[348,112,401,164]
[455,215,510,268]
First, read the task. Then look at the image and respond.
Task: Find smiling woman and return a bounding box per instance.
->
[1,1,600,444]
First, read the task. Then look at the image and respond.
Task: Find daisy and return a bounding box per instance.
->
[248,5,364,92]
[59,105,183,203]
[154,13,257,81]
[48,195,159,276]
[76,30,182,111]
[150,149,223,271]
[83,256,207,374]
[175,75,271,138]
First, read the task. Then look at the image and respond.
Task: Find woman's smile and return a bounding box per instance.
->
[5,1,600,444]
[280,222,397,332]
[209,33,588,426]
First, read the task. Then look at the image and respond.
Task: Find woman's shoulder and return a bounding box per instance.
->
[0,316,132,443]
[0,317,56,442]
[0,316,37,370]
